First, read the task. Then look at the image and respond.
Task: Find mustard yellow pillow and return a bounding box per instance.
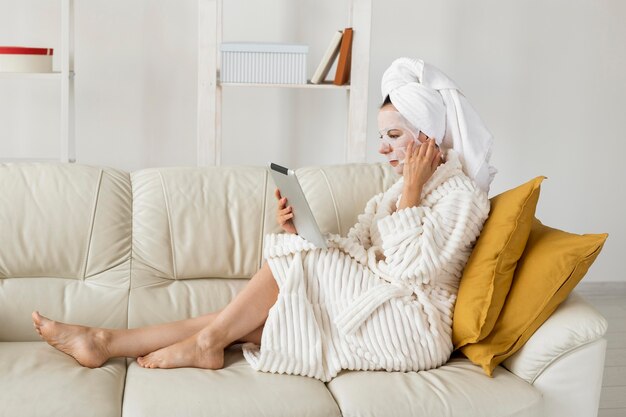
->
[452,176,546,350]
[459,217,608,377]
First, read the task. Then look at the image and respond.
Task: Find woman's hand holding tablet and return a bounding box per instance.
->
[275,188,297,235]
[269,162,328,249]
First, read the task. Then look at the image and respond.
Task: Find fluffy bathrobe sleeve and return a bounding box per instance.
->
[376,187,488,287]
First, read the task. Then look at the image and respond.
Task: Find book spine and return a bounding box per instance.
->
[333,27,353,86]
[310,30,343,84]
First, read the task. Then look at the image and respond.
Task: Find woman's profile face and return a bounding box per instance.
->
[377,104,429,174]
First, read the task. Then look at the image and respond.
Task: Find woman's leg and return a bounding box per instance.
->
[33,293,267,368]
[105,308,263,356]
[137,260,279,369]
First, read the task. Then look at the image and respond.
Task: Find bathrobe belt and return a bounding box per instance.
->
[334,281,414,336]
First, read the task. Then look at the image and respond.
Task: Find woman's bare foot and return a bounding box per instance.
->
[32,311,111,368]
[137,328,224,370]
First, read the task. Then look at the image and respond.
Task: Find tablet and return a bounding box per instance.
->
[269,162,328,249]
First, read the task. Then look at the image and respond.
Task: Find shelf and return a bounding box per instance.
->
[0,71,75,80]
[219,80,350,90]
[1,0,75,163]
[0,157,72,163]
[198,0,371,166]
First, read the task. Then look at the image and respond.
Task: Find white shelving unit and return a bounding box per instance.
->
[197,0,372,166]
[0,0,75,163]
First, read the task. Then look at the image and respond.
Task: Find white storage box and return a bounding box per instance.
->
[220,42,308,84]
[0,46,53,73]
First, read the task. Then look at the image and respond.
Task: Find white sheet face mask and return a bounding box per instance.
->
[377,110,422,174]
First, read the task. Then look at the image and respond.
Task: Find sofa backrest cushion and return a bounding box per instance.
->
[131,166,269,282]
[290,163,399,237]
[127,162,398,326]
[0,163,132,341]
[131,163,398,281]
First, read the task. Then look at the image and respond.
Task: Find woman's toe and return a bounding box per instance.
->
[32,311,43,326]
[138,355,155,368]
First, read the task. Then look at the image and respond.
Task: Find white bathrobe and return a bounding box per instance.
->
[241,149,491,382]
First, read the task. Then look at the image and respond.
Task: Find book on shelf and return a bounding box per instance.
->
[310,30,343,84]
[0,46,54,73]
[333,27,353,86]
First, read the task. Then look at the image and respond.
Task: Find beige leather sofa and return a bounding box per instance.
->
[0,162,608,417]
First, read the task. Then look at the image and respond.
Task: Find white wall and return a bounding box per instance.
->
[0,0,624,282]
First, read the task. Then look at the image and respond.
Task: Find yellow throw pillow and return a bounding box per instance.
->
[459,217,608,377]
[452,176,546,350]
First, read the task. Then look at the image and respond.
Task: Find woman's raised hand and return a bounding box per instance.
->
[274,188,297,235]
[396,137,442,210]
[402,138,442,190]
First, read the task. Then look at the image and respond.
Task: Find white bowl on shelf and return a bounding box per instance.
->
[0,46,54,73]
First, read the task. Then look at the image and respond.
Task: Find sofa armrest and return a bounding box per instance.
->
[501,290,608,384]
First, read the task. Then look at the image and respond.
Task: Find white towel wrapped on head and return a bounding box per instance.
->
[381,57,497,195]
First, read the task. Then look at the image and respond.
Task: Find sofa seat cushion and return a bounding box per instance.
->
[121,347,342,417]
[326,355,543,417]
[0,342,126,417]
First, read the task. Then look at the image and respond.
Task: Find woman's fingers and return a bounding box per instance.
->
[277,204,293,226]
[415,139,424,157]
[276,195,288,209]
[431,150,441,170]
[278,212,294,225]
[405,140,419,164]
[424,138,436,160]
[425,138,440,170]
[275,189,289,210]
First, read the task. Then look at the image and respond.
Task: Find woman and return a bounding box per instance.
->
[32,57,494,382]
